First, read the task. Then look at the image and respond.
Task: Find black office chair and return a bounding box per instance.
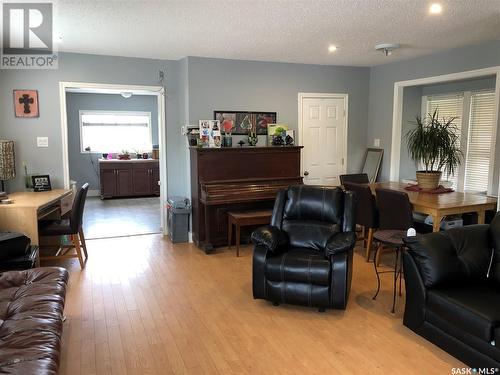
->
[372,188,414,313]
[344,182,379,261]
[39,183,89,269]
[340,173,369,185]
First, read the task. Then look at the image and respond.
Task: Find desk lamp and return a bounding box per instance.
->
[0,140,16,193]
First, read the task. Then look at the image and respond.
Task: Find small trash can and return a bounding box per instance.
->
[167,196,191,243]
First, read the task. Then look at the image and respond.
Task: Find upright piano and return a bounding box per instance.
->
[190,146,303,253]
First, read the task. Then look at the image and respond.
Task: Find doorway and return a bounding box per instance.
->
[298,93,348,185]
[59,82,168,238]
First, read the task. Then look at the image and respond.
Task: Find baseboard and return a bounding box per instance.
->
[87,189,100,197]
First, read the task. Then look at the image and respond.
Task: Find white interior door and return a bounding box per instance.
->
[301,95,347,186]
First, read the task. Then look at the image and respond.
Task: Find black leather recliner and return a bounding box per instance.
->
[403,214,500,368]
[251,185,357,311]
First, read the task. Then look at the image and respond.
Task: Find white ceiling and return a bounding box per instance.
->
[55,0,500,67]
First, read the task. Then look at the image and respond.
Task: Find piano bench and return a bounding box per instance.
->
[227,210,273,257]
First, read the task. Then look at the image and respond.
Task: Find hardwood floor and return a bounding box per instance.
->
[83,197,161,240]
[44,234,464,375]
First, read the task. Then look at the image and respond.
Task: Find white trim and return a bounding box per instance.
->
[298,92,349,182]
[78,110,152,154]
[389,66,500,196]
[58,81,168,235]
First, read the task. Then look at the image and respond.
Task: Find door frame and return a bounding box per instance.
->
[298,92,349,182]
[389,66,500,197]
[58,81,168,235]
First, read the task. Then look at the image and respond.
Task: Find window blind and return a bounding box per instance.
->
[425,94,464,189]
[464,92,496,193]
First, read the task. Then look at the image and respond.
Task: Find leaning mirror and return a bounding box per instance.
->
[362,148,384,183]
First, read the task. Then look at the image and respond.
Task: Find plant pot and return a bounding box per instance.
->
[416,171,442,190]
[118,154,130,160]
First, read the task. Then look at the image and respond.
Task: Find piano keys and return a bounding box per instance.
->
[190,146,303,253]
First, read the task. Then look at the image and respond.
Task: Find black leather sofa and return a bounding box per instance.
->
[403,215,500,368]
[251,185,357,311]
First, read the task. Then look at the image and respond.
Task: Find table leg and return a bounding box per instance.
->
[236,224,241,257]
[227,217,232,249]
[366,228,374,262]
[432,215,442,232]
[477,210,486,224]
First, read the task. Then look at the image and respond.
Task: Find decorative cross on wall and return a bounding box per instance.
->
[13,90,39,118]
[19,94,34,114]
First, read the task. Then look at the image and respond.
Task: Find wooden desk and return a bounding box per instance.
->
[0,189,73,245]
[370,182,497,232]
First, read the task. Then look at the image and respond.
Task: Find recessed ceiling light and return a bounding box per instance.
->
[429,3,442,14]
[328,45,337,53]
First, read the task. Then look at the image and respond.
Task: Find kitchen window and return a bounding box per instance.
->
[79,110,152,153]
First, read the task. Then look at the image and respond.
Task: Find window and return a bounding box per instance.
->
[80,111,152,153]
[423,90,496,193]
[425,94,464,189]
[464,92,496,193]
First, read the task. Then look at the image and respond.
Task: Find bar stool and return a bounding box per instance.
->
[339,173,369,185]
[344,182,379,261]
[372,188,414,313]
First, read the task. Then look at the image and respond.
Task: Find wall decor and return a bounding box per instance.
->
[32,175,52,192]
[199,120,221,148]
[13,90,39,118]
[214,111,276,135]
[267,124,289,145]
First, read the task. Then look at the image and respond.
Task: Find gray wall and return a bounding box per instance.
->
[186,57,371,173]
[422,76,496,96]
[399,86,423,180]
[0,52,187,195]
[367,40,500,182]
[1,40,498,198]
[66,92,159,190]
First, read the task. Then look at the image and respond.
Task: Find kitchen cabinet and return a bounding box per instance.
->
[99,159,160,199]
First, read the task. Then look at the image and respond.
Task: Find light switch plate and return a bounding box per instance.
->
[374,138,380,147]
[37,137,48,147]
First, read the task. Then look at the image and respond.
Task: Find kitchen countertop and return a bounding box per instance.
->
[98,158,159,162]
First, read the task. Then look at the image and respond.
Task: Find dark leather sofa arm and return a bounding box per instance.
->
[251,225,288,253]
[325,231,357,257]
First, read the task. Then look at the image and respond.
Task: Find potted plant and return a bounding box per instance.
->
[406,109,462,190]
[118,150,130,160]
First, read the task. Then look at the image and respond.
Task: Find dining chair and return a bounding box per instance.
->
[39,183,89,269]
[339,173,369,185]
[343,182,378,261]
[372,188,414,313]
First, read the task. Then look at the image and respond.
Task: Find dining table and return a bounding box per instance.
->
[369,182,498,232]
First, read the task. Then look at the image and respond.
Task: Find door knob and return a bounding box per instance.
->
[304,171,309,176]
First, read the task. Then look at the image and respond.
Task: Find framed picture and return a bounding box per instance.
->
[13,90,39,118]
[214,111,276,135]
[267,124,289,145]
[199,120,221,148]
[32,175,52,192]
